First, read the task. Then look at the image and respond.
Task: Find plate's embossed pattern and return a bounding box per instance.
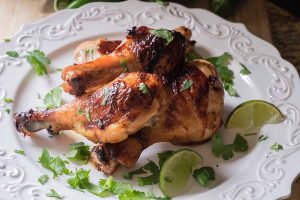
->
[0,1,299,199]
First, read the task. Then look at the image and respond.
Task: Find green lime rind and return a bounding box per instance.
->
[225,100,286,134]
[159,149,202,198]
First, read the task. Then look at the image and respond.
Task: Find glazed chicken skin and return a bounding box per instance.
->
[61,26,191,96]
[14,59,224,174]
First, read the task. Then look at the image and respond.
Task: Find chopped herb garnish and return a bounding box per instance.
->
[38,174,49,185]
[212,132,248,160]
[207,52,238,97]
[46,188,63,199]
[240,63,251,75]
[77,107,83,115]
[152,0,169,6]
[43,87,62,109]
[123,166,146,180]
[193,167,215,187]
[14,149,25,155]
[149,28,174,44]
[180,79,193,92]
[55,68,63,72]
[258,135,269,142]
[6,50,19,58]
[185,51,202,62]
[3,108,10,114]
[38,149,70,178]
[85,108,91,122]
[120,59,129,72]
[244,133,257,137]
[270,143,283,152]
[157,150,175,168]
[3,38,10,42]
[119,190,169,200]
[101,87,111,106]
[26,49,50,76]
[4,97,13,103]
[65,142,90,164]
[138,82,149,94]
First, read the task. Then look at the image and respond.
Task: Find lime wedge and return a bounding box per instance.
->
[159,149,202,198]
[225,100,285,134]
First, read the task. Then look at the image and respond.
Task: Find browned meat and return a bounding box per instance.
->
[61,26,188,96]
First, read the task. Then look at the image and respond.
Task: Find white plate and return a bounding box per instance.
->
[1,1,300,199]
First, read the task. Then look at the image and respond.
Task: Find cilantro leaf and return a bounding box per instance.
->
[14,149,25,155]
[138,83,149,94]
[120,59,129,72]
[119,190,169,200]
[211,133,234,160]
[3,108,10,114]
[180,79,193,92]
[101,87,112,106]
[56,68,63,72]
[207,52,239,97]
[38,149,70,178]
[26,49,50,76]
[123,166,146,180]
[137,160,160,186]
[6,50,19,58]
[233,134,249,152]
[185,51,202,63]
[85,108,91,122]
[157,150,174,168]
[77,107,83,115]
[270,143,283,152]
[3,38,10,42]
[152,0,169,6]
[4,97,13,103]
[65,142,90,164]
[38,174,49,185]
[98,176,132,196]
[258,135,269,142]
[240,63,251,75]
[149,29,174,44]
[46,188,63,199]
[43,87,62,109]
[193,167,215,187]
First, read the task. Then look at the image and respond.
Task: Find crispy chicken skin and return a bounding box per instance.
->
[90,60,224,174]
[61,26,188,96]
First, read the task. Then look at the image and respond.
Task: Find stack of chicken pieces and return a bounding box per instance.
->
[14,26,224,174]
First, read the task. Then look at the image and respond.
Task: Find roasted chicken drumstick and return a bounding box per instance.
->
[61,26,191,96]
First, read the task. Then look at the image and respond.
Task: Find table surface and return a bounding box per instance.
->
[0,0,299,199]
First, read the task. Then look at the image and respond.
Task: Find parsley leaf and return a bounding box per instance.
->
[3,38,10,42]
[6,50,19,58]
[193,167,215,187]
[120,59,129,72]
[38,174,49,185]
[149,29,174,44]
[258,135,269,142]
[207,52,238,97]
[233,134,249,152]
[46,188,63,199]
[65,142,90,164]
[270,143,283,152]
[185,51,202,63]
[138,83,149,94]
[4,97,13,103]
[240,63,251,75]
[157,150,175,168]
[85,108,91,122]
[14,149,25,155]
[26,49,50,76]
[180,79,193,92]
[119,190,169,200]
[43,87,62,109]
[3,108,10,114]
[38,149,70,178]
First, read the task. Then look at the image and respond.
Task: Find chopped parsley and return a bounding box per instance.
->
[212,133,248,160]
[207,52,238,97]
[240,63,251,75]
[85,108,91,122]
[26,49,50,76]
[138,82,149,94]
[46,188,63,199]
[258,135,269,142]
[65,142,90,164]
[14,149,25,155]
[180,79,193,92]
[38,149,70,178]
[185,51,202,63]
[38,174,49,185]
[270,143,283,152]
[4,97,13,103]
[43,87,62,109]
[3,108,10,114]
[6,50,19,58]
[3,38,10,42]
[193,167,215,187]
[120,59,129,72]
[149,28,174,44]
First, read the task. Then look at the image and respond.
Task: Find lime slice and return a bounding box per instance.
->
[159,149,202,198]
[225,100,285,134]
